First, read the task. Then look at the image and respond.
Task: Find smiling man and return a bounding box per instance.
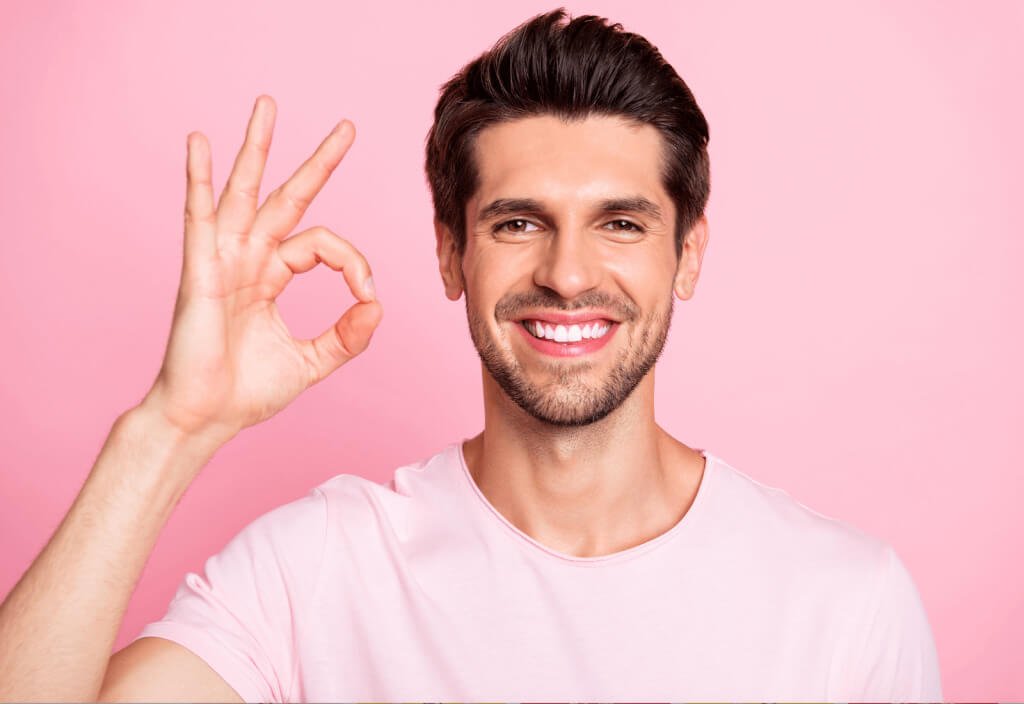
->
[445,110,713,561]
[0,8,942,704]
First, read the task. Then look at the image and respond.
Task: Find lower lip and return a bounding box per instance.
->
[514,321,619,357]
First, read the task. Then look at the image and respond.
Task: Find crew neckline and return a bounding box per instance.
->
[454,438,717,566]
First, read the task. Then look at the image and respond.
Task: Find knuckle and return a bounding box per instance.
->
[248,137,270,156]
[186,170,211,187]
[281,187,311,212]
[314,326,354,367]
[226,178,259,201]
[333,324,356,359]
[268,186,299,213]
[310,153,333,178]
[183,208,207,226]
[311,226,343,246]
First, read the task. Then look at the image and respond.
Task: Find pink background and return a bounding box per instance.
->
[1,1,1020,699]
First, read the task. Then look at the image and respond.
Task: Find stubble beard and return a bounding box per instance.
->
[465,293,675,428]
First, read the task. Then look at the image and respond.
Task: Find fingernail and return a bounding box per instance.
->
[364,275,375,299]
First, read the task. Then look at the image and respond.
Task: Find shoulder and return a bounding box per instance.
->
[311,441,463,538]
[704,452,890,579]
[211,440,456,573]
[314,441,460,502]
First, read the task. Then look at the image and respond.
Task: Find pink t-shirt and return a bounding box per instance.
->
[133,441,943,702]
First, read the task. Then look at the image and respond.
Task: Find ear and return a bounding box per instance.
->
[434,217,465,301]
[673,214,710,301]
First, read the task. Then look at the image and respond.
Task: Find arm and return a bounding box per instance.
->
[99,636,243,703]
[0,94,380,702]
[0,400,235,701]
[827,543,944,702]
[854,546,944,702]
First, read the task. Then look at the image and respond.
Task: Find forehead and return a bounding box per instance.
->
[470,114,668,208]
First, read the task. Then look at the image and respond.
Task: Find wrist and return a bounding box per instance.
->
[121,395,237,463]
[133,389,239,447]
[79,399,234,522]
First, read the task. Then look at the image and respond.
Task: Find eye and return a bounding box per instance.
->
[494,218,539,234]
[605,219,643,233]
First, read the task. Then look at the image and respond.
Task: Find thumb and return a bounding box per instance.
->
[303,299,383,384]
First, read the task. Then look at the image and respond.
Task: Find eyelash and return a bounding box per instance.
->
[493,218,644,234]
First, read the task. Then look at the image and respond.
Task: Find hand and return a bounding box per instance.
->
[142,95,382,441]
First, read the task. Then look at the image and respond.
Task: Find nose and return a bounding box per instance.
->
[531,223,603,300]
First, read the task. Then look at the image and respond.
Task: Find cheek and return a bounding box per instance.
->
[469,248,524,289]
[605,252,676,300]
[462,261,508,321]
[620,238,676,271]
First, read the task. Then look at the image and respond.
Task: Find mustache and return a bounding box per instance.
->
[494,294,637,322]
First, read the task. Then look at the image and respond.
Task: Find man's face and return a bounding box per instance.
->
[436,114,705,427]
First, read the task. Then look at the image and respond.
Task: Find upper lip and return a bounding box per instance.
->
[515,310,621,325]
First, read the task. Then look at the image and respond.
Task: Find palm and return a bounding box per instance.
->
[148,96,382,439]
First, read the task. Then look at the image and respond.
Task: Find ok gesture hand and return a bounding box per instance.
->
[144,95,382,442]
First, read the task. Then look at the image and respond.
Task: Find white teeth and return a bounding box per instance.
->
[525,320,612,342]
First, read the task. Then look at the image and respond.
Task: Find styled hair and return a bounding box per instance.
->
[424,7,710,259]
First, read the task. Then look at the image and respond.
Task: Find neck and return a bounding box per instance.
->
[463,369,706,558]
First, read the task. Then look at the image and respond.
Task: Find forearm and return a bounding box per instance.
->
[0,400,232,701]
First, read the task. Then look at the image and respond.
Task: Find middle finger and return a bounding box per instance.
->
[216,95,277,242]
[251,119,356,243]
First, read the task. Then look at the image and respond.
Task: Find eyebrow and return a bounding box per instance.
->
[478,196,664,223]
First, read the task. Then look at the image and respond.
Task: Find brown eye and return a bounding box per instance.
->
[607,219,642,232]
[495,218,538,234]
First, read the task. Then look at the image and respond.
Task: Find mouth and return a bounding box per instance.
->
[514,318,619,357]
[520,318,614,342]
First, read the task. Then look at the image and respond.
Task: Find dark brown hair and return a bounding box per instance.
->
[424,7,710,259]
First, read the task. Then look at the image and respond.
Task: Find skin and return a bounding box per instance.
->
[0,96,382,701]
[0,99,706,701]
[435,114,711,558]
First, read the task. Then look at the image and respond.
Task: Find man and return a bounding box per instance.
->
[0,8,942,702]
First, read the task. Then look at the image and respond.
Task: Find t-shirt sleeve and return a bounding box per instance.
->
[131,486,328,703]
[849,544,944,702]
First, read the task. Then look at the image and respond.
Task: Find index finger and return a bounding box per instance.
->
[250,119,355,243]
